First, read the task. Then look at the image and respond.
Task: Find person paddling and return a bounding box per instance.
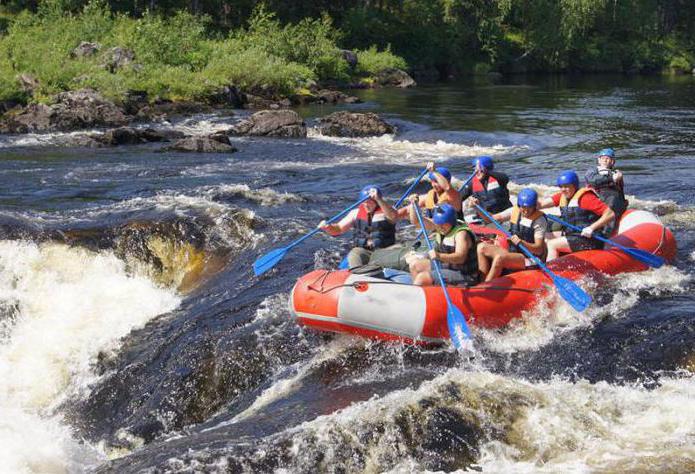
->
[585,147,628,232]
[477,188,548,281]
[407,202,479,286]
[319,185,398,268]
[400,162,462,220]
[461,156,512,216]
[539,171,615,261]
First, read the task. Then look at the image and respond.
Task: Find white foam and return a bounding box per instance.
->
[0,241,180,473]
[203,184,305,206]
[308,131,527,165]
[278,368,695,473]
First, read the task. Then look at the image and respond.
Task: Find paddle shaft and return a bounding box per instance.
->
[546,214,616,248]
[412,203,472,342]
[290,195,371,251]
[395,168,429,208]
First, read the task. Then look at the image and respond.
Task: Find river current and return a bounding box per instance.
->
[0,75,693,473]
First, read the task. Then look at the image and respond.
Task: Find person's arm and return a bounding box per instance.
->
[538,193,560,209]
[430,230,468,264]
[587,207,615,234]
[492,206,513,223]
[431,171,451,191]
[444,188,462,211]
[371,190,398,223]
[319,210,355,236]
[511,216,547,255]
[579,194,615,237]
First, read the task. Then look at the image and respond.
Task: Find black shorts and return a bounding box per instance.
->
[566,235,604,252]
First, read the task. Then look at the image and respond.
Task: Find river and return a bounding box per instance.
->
[0,74,693,473]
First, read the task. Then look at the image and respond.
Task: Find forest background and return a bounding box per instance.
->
[1,0,693,105]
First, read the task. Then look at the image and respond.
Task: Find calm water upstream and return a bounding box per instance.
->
[0,75,693,473]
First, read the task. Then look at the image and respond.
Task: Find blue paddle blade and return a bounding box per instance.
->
[446,304,473,352]
[253,247,288,276]
[623,247,665,268]
[338,255,349,269]
[552,274,592,312]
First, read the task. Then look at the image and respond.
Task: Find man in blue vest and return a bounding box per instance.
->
[319,185,398,268]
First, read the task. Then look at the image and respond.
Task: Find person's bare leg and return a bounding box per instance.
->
[546,237,570,262]
[487,252,526,281]
[477,242,492,278]
[413,270,434,286]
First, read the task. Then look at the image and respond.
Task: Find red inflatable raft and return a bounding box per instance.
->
[290,210,677,345]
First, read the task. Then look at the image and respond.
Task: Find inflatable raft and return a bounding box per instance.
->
[289,210,677,345]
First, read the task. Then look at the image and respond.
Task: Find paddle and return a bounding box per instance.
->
[475,205,592,312]
[546,214,665,268]
[412,203,473,351]
[253,195,370,276]
[339,169,430,270]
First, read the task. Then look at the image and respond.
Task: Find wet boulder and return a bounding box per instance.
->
[374,68,417,88]
[99,127,145,145]
[163,136,238,153]
[0,88,129,133]
[316,111,395,137]
[229,110,306,138]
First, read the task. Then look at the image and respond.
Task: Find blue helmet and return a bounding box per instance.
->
[432,204,457,226]
[473,155,494,171]
[517,188,538,208]
[597,148,615,159]
[429,166,451,183]
[360,184,381,200]
[556,170,579,188]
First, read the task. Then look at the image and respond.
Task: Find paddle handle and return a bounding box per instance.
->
[457,171,477,193]
[546,214,610,245]
[395,168,429,208]
[290,195,371,251]
[474,205,549,274]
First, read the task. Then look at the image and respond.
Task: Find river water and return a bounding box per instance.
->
[0,75,693,473]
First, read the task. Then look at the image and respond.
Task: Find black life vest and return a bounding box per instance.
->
[471,174,512,214]
[434,223,478,278]
[589,169,628,217]
[559,188,604,237]
[352,205,396,250]
[508,206,547,257]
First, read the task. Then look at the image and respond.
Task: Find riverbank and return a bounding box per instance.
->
[0,3,412,124]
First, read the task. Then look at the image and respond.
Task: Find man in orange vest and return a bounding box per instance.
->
[538,171,615,261]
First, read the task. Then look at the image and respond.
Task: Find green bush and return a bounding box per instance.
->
[235,5,350,81]
[355,45,407,76]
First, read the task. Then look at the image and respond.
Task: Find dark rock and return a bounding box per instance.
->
[341,49,358,70]
[374,68,417,88]
[316,89,361,104]
[245,94,283,110]
[316,111,395,137]
[122,90,149,115]
[71,41,101,58]
[207,132,231,145]
[18,74,39,93]
[208,85,246,108]
[138,128,184,142]
[1,89,130,133]
[230,110,306,138]
[67,135,106,148]
[163,137,237,153]
[99,127,145,146]
[0,99,22,116]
